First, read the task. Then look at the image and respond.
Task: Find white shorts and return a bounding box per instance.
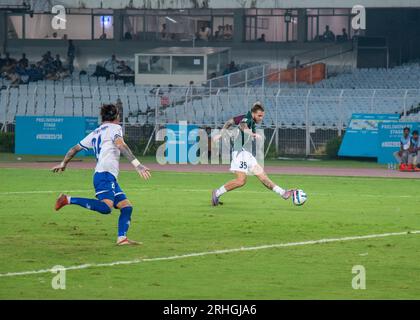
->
[230,150,259,175]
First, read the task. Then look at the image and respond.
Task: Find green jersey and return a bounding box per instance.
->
[232,111,256,151]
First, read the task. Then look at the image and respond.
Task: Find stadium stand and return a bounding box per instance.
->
[2,60,420,129]
[312,64,420,89]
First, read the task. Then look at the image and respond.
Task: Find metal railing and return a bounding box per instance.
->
[203,63,269,91]
[294,41,355,67]
[202,42,356,92]
[3,85,420,156]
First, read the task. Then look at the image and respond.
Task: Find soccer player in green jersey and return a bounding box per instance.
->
[211,102,296,206]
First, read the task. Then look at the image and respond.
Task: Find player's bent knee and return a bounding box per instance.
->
[116,199,132,209]
[101,199,114,213]
[252,164,264,176]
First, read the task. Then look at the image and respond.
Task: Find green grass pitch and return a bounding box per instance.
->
[0,166,420,299]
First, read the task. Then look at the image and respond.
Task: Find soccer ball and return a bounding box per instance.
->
[292,189,307,206]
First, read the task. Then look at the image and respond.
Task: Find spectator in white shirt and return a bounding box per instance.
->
[104,54,119,73]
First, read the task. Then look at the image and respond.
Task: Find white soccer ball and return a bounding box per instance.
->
[292,189,307,206]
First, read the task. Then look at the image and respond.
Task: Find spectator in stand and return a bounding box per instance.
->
[189,81,197,95]
[104,54,119,74]
[9,73,20,87]
[224,24,233,40]
[45,70,57,80]
[337,28,348,42]
[1,58,16,74]
[204,24,211,40]
[149,84,162,95]
[185,80,197,102]
[124,31,132,40]
[52,54,63,70]
[117,61,134,75]
[41,51,54,64]
[27,64,43,82]
[229,61,238,73]
[92,62,108,78]
[215,25,224,40]
[4,52,17,65]
[198,26,210,41]
[257,33,265,42]
[287,57,295,69]
[0,50,72,84]
[257,34,266,42]
[59,66,71,78]
[222,63,231,76]
[0,53,23,84]
[0,53,5,69]
[341,28,348,41]
[15,61,29,84]
[14,61,26,74]
[67,39,75,74]
[222,62,238,75]
[322,25,335,42]
[18,53,29,68]
[160,23,168,40]
[40,56,53,75]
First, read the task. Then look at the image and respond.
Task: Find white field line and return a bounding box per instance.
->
[0,230,419,278]
[0,188,416,199]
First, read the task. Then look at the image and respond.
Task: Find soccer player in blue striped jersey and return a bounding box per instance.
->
[52,104,151,245]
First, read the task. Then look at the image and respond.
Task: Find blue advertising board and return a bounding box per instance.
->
[377,122,420,164]
[15,116,98,156]
[338,113,400,158]
[165,122,199,163]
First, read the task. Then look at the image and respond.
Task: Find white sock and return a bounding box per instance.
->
[67,195,71,203]
[273,185,286,196]
[215,186,227,197]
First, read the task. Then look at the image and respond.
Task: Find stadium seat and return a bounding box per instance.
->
[2,61,420,130]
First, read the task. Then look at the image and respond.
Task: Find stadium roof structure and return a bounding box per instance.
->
[15,0,420,12]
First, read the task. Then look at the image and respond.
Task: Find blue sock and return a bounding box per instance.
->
[118,206,133,237]
[70,197,112,214]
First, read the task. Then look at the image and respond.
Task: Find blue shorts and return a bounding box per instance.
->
[93,172,127,208]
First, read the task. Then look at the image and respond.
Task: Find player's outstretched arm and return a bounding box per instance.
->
[213,118,235,141]
[222,118,235,131]
[114,136,151,180]
[51,144,83,173]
